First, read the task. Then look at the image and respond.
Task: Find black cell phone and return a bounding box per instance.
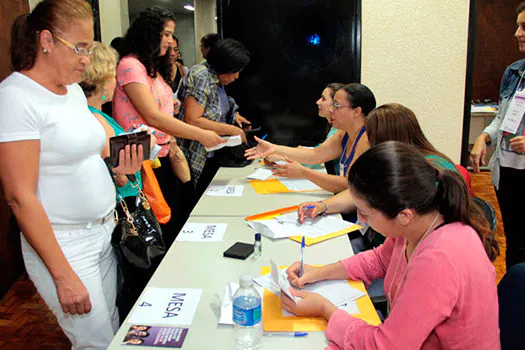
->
[223,242,254,260]
[109,131,151,167]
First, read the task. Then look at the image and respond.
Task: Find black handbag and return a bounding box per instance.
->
[213,124,263,168]
[112,180,166,270]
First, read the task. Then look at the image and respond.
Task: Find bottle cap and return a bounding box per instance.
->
[239,275,253,288]
[255,233,261,241]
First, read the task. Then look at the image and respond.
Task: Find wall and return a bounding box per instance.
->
[194,0,217,63]
[0,0,29,299]
[99,0,129,45]
[176,14,196,67]
[362,1,470,163]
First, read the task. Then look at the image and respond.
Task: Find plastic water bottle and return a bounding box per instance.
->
[232,275,262,350]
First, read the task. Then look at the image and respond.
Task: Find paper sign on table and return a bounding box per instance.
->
[246,168,273,180]
[121,325,188,347]
[204,135,242,152]
[206,185,244,197]
[128,288,202,326]
[176,223,227,242]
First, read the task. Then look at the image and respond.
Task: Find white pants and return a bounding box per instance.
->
[21,217,119,350]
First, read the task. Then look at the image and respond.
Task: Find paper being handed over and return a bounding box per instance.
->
[204,135,242,152]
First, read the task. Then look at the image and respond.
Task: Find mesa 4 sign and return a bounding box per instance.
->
[128,288,203,325]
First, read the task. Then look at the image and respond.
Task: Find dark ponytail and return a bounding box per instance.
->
[435,171,499,261]
[11,14,38,71]
[349,141,499,261]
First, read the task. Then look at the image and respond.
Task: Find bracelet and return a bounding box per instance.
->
[318,201,328,216]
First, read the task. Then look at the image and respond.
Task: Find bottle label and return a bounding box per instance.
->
[233,304,261,327]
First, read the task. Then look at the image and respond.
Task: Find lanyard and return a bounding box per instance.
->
[339,126,366,176]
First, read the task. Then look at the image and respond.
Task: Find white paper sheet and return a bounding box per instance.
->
[205,135,242,152]
[246,168,273,180]
[278,178,322,191]
[128,288,202,326]
[206,185,244,197]
[247,213,359,239]
[176,223,227,242]
[218,282,265,325]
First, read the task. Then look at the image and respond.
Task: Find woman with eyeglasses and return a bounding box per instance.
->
[114,7,224,244]
[0,1,143,348]
[245,83,376,193]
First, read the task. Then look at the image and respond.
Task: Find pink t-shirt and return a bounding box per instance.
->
[113,55,173,157]
[325,222,500,350]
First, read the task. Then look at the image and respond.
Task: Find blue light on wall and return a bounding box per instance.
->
[307,33,321,47]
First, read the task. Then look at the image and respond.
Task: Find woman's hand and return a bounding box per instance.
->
[281,288,337,320]
[198,129,225,149]
[234,113,251,129]
[298,201,326,223]
[510,136,525,154]
[245,136,278,160]
[286,261,322,288]
[230,125,248,144]
[469,133,489,172]
[174,99,181,115]
[54,273,91,315]
[113,144,143,175]
[271,157,305,178]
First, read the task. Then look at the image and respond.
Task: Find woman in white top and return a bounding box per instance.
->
[0,1,141,348]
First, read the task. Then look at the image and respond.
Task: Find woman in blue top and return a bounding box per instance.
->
[245,83,377,194]
[470,2,525,269]
[298,103,457,223]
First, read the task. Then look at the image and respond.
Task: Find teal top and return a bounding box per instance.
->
[303,127,340,171]
[425,154,458,172]
[88,105,142,200]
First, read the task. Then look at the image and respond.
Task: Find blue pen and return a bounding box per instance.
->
[264,332,308,337]
[261,133,268,140]
[299,236,305,277]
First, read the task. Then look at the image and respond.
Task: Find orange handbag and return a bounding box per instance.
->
[141,160,171,224]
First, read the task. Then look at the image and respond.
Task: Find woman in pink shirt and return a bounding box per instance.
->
[283,141,500,349]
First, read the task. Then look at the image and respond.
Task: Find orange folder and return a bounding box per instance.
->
[245,206,361,246]
[248,178,324,194]
[261,266,382,332]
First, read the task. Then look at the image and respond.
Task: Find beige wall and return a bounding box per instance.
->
[362,1,470,162]
[194,0,217,63]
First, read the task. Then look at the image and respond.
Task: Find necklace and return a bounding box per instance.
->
[386,211,441,313]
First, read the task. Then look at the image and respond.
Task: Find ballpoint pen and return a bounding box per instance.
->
[264,332,308,337]
[261,133,268,140]
[299,236,305,278]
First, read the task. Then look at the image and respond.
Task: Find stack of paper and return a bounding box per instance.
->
[247,212,359,239]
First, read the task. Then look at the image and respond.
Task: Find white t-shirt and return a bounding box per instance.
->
[0,72,115,224]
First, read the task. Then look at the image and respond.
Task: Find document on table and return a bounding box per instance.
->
[247,212,358,239]
[206,185,244,197]
[246,168,273,180]
[253,261,365,316]
[176,223,227,242]
[278,178,322,192]
[128,288,202,326]
[204,135,242,152]
[218,282,265,325]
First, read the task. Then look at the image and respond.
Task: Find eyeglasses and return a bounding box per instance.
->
[52,33,93,56]
[332,101,351,109]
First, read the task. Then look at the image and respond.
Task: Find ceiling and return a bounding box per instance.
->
[128,0,195,18]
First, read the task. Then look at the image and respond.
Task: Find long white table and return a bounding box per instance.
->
[107,216,354,349]
[190,162,331,217]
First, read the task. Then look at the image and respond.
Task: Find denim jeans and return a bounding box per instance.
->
[21,216,118,350]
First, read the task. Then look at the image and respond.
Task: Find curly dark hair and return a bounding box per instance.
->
[119,6,175,83]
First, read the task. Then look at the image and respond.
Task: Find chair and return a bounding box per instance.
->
[472,196,497,232]
[498,263,525,349]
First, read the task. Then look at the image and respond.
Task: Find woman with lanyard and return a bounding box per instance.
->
[282,142,500,350]
[470,1,525,270]
[245,83,376,194]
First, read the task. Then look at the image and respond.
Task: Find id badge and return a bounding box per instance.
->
[339,162,346,177]
[500,90,525,134]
